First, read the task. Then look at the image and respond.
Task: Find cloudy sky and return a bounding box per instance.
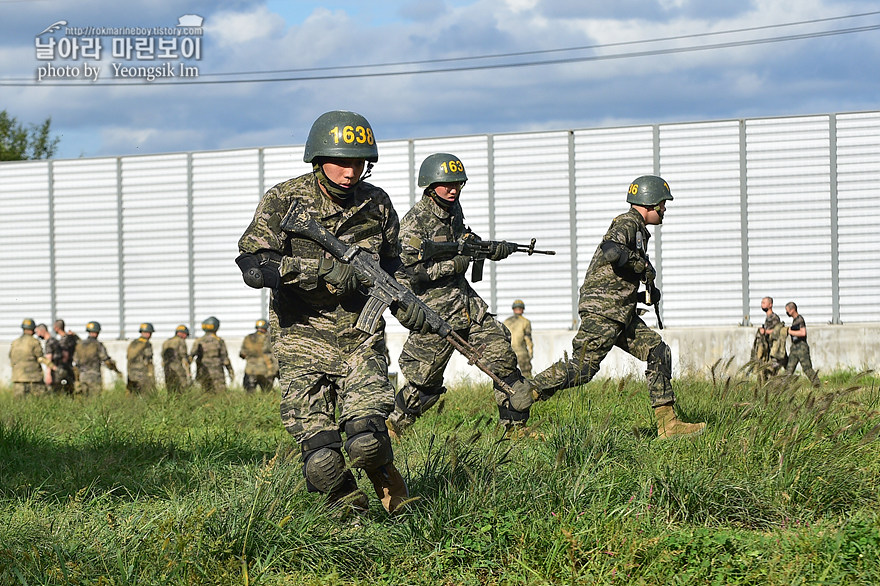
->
[2,0,878,159]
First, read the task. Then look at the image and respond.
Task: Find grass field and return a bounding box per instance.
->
[1,367,879,585]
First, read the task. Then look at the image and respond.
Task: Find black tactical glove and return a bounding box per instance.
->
[236,252,281,289]
[490,241,517,261]
[394,302,431,334]
[452,254,470,274]
[318,258,360,295]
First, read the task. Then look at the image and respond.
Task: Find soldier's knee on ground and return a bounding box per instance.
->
[647,342,672,379]
[301,430,347,494]
[344,415,393,470]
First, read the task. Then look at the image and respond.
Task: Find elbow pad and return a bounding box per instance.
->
[600,240,630,269]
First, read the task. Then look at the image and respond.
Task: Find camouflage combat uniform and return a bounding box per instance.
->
[388,194,526,431]
[74,337,118,395]
[126,336,155,393]
[239,330,278,392]
[45,333,78,395]
[189,333,232,393]
[162,335,191,392]
[503,313,534,378]
[785,314,820,387]
[533,207,675,407]
[237,172,399,444]
[9,333,46,397]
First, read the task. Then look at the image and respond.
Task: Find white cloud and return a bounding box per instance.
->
[210,4,287,47]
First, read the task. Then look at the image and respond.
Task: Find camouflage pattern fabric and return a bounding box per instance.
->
[240,331,278,392]
[503,313,533,377]
[189,333,232,393]
[786,315,819,386]
[763,311,781,331]
[10,334,45,384]
[74,337,117,395]
[390,194,522,429]
[238,172,400,444]
[44,336,75,394]
[126,337,155,393]
[534,208,675,407]
[161,336,191,392]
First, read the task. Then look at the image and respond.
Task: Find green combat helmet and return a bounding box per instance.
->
[175,324,190,336]
[202,316,220,333]
[626,175,673,207]
[21,318,36,330]
[139,323,154,334]
[303,110,378,163]
[255,319,268,330]
[512,299,525,310]
[418,153,468,188]
[86,321,101,333]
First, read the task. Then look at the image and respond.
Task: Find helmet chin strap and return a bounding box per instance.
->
[427,187,454,210]
[313,161,374,202]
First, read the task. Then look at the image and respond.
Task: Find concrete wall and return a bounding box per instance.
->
[2,325,876,388]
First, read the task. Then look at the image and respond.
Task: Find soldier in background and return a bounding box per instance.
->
[784,302,821,387]
[73,321,120,396]
[752,296,787,383]
[532,176,706,440]
[236,110,416,515]
[503,299,534,378]
[239,319,278,393]
[54,319,79,395]
[34,323,55,388]
[387,153,535,438]
[189,316,233,393]
[126,323,156,394]
[162,325,191,392]
[9,319,49,397]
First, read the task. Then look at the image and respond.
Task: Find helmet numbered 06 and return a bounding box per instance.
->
[626,175,673,206]
[303,110,378,163]
[418,153,468,188]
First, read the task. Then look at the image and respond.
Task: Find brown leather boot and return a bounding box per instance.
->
[365,463,409,515]
[327,472,369,517]
[655,405,706,440]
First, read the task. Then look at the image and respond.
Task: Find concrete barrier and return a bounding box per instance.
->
[2,325,876,388]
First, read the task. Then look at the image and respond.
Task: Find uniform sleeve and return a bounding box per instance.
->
[237,182,322,289]
[602,217,646,274]
[524,320,534,357]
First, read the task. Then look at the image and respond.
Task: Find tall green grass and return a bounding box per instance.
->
[1,369,878,585]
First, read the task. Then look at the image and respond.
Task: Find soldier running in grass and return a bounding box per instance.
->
[532,175,706,440]
[236,110,425,515]
[189,317,233,393]
[386,153,536,438]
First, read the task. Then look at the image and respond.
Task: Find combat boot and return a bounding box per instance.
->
[326,471,369,517]
[365,462,409,515]
[654,405,706,440]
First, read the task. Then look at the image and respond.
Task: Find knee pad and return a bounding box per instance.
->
[301,430,346,494]
[344,415,393,470]
[647,342,672,380]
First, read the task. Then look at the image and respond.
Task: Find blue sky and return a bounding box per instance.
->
[1,0,878,159]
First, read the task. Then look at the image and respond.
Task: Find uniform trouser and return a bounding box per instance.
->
[785,341,820,386]
[164,369,190,393]
[77,372,102,395]
[50,366,76,395]
[127,374,155,393]
[276,323,394,447]
[514,349,532,378]
[533,312,675,408]
[13,382,46,397]
[392,314,522,428]
[243,373,275,393]
[196,366,227,393]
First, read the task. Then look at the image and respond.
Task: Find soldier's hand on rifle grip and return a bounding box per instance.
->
[394,302,431,334]
[490,241,516,261]
[452,254,470,274]
[317,258,359,295]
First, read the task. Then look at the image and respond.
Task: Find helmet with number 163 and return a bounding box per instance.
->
[626,175,673,206]
[303,110,378,163]
[418,153,468,188]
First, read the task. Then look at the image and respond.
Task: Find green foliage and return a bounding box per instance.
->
[1,370,879,584]
[0,109,60,160]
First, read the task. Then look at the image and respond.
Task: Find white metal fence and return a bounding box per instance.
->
[2,110,879,341]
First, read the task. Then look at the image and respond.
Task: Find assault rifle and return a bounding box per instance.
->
[419,237,555,282]
[280,203,515,394]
